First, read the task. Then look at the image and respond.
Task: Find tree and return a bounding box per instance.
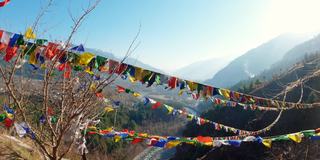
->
[0,1,140,159]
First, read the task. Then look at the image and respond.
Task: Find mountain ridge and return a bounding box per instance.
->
[171,58,230,82]
[86,48,164,73]
[205,33,312,88]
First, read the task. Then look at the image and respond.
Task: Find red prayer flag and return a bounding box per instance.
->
[57,63,66,71]
[196,136,213,144]
[215,124,221,131]
[316,128,320,134]
[199,118,206,125]
[47,107,54,116]
[4,118,13,128]
[116,85,125,93]
[206,86,213,96]
[0,30,7,51]
[116,63,128,74]
[132,138,143,144]
[0,30,3,40]
[192,93,200,100]
[57,63,72,78]
[129,130,135,136]
[151,101,161,109]
[100,129,110,134]
[95,92,104,98]
[214,98,221,104]
[0,43,7,51]
[63,63,71,79]
[3,46,17,62]
[108,59,119,74]
[0,0,10,7]
[149,139,158,146]
[88,131,97,135]
[168,77,177,89]
[46,42,59,59]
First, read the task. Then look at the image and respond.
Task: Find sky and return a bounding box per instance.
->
[1,0,320,72]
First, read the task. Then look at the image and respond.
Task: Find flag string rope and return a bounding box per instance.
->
[0,29,319,110]
[83,123,320,149]
[108,85,284,136]
[2,105,318,150]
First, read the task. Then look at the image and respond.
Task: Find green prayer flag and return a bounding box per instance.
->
[68,53,80,64]
[197,84,203,93]
[125,137,133,141]
[155,75,161,85]
[96,56,107,67]
[51,116,58,123]
[50,72,56,76]
[36,39,48,45]
[301,130,315,137]
[0,114,6,122]
[180,138,194,143]
[142,72,151,83]
[125,89,131,93]
[24,43,36,55]
[272,135,289,141]
[17,36,25,45]
[73,65,83,71]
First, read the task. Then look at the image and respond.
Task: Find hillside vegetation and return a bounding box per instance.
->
[173,53,320,160]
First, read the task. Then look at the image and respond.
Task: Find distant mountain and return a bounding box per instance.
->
[175,52,320,160]
[172,58,229,82]
[86,48,163,73]
[205,33,312,88]
[277,34,320,69]
[86,48,116,59]
[123,57,164,74]
[258,34,320,81]
[232,33,320,90]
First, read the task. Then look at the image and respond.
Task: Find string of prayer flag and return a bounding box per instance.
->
[0,29,319,110]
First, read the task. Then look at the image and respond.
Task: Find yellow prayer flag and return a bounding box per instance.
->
[164,104,173,114]
[104,107,114,113]
[85,68,94,75]
[79,52,95,65]
[128,74,136,83]
[187,81,197,91]
[219,89,230,99]
[40,64,46,69]
[90,83,96,91]
[139,133,148,138]
[141,70,151,80]
[6,113,14,119]
[166,141,181,149]
[88,126,97,131]
[114,135,121,142]
[133,92,141,97]
[187,114,194,121]
[105,127,113,132]
[178,90,185,96]
[25,27,36,39]
[134,68,144,81]
[262,139,272,148]
[288,133,303,143]
[29,51,37,65]
[186,141,195,145]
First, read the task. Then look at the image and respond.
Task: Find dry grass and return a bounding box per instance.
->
[0,134,43,160]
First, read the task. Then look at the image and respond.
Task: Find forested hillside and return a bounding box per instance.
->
[173,53,320,160]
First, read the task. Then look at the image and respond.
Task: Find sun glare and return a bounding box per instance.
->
[265,0,320,34]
